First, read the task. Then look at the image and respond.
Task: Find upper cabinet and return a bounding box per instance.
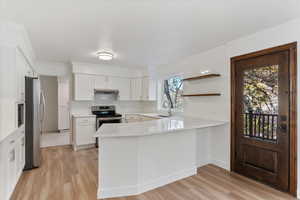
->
[74,74,94,101]
[142,77,157,101]
[108,77,131,100]
[0,22,36,144]
[94,75,107,89]
[73,73,157,102]
[16,49,34,102]
[131,78,143,101]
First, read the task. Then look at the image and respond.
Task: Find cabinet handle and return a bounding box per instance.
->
[10,140,15,144]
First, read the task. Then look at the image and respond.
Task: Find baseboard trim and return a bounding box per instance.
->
[97,185,139,199]
[73,143,95,151]
[97,167,197,199]
[139,167,196,194]
[211,159,229,170]
[40,132,71,148]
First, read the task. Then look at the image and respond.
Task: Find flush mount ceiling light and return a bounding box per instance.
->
[97,51,114,61]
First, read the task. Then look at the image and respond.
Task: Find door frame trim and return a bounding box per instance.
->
[230,42,297,196]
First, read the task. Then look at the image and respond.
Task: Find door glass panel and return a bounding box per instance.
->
[243,65,278,141]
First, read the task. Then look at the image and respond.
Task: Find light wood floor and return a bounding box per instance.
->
[11,146,297,200]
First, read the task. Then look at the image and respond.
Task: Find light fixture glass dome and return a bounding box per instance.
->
[97,51,114,60]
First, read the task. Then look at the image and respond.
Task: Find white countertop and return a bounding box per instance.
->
[72,114,96,118]
[95,115,228,138]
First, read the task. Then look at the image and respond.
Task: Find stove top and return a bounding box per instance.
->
[91,105,122,118]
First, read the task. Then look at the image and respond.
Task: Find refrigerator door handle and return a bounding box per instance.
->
[42,92,46,122]
[40,91,46,134]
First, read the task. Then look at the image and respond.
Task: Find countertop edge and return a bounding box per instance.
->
[72,114,96,118]
[95,120,228,138]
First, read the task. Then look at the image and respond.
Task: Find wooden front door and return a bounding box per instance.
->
[231,43,297,194]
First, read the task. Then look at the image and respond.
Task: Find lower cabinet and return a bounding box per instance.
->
[72,116,96,151]
[0,126,25,200]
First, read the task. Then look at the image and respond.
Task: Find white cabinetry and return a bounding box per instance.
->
[142,77,157,101]
[58,77,70,130]
[131,78,142,100]
[73,73,157,102]
[74,74,95,101]
[0,127,25,200]
[16,50,26,101]
[16,49,34,102]
[19,133,25,171]
[72,116,96,151]
[94,75,107,89]
[108,77,131,100]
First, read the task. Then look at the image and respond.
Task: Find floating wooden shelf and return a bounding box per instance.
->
[181,93,221,97]
[183,73,221,81]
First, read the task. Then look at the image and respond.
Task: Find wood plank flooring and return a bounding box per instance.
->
[11,146,297,200]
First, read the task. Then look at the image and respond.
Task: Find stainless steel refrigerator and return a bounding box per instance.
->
[24,77,45,170]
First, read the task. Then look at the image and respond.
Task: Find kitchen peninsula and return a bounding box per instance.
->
[95,115,228,199]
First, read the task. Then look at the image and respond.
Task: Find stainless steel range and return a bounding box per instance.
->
[91,105,122,147]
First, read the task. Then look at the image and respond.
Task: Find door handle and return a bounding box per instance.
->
[279,123,287,132]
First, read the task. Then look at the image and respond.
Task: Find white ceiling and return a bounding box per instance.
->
[5,0,300,68]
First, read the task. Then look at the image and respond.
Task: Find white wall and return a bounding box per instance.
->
[72,62,143,78]
[35,61,71,77]
[154,17,300,196]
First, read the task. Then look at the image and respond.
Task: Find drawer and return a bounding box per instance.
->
[76,117,95,126]
[77,118,89,126]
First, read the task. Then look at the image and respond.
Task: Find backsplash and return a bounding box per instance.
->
[70,100,157,115]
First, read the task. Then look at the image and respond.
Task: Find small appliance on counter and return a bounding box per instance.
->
[91,105,122,147]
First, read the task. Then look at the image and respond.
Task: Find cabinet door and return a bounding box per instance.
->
[16,50,26,101]
[20,133,25,169]
[142,78,157,101]
[58,78,70,130]
[148,79,157,101]
[142,78,149,100]
[74,74,94,101]
[94,75,107,89]
[58,106,70,130]
[76,118,95,145]
[88,118,96,144]
[7,139,17,195]
[108,77,131,100]
[130,78,142,100]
